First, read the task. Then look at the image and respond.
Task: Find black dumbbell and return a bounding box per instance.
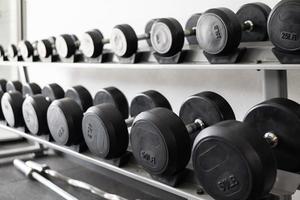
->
[37,37,57,59]
[185,13,202,45]
[18,40,37,60]
[6,81,23,93]
[191,98,300,200]
[0,79,7,120]
[130,92,235,180]
[80,29,110,58]
[196,3,271,55]
[55,34,80,58]
[22,83,65,135]
[268,0,300,53]
[82,90,172,159]
[7,44,19,60]
[150,18,195,57]
[110,20,156,58]
[47,85,94,146]
[1,82,41,127]
[0,79,7,92]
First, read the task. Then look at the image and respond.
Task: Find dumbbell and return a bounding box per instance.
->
[22,83,65,135]
[80,29,110,58]
[6,80,23,93]
[150,18,193,57]
[37,37,57,59]
[82,90,172,159]
[185,13,202,45]
[196,3,271,55]
[18,40,37,60]
[0,79,7,92]
[55,34,80,58]
[7,44,19,60]
[130,91,235,179]
[268,0,300,53]
[47,85,93,146]
[0,79,6,120]
[191,98,300,200]
[1,82,41,127]
[110,19,157,58]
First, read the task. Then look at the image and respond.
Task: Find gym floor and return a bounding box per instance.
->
[0,140,184,200]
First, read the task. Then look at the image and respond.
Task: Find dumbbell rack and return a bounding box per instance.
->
[0,45,296,200]
[0,0,298,199]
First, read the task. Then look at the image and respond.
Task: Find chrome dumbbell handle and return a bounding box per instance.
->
[14,159,78,200]
[26,160,128,200]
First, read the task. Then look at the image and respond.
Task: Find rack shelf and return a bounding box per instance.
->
[0,61,299,70]
[0,124,212,200]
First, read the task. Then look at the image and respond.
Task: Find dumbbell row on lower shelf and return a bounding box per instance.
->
[2,0,300,64]
[1,78,300,200]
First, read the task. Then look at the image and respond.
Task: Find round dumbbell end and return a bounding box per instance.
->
[0,91,4,120]
[130,90,172,117]
[55,34,77,58]
[37,39,53,58]
[150,18,185,57]
[145,19,158,46]
[197,8,241,55]
[23,95,51,135]
[185,13,202,45]
[18,41,34,59]
[7,44,18,58]
[1,92,24,127]
[111,24,138,58]
[268,0,300,52]
[93,87,129,119]
[82,104,129,159]
[244,98,300,172]
[0,79,7,92]
[192,120,276,200]
[180,91,235,128]
[22,83,41,97]
[6,81,22,93]
[42,83,65,101]
[237,3,271,42]
[65,85,93,112]
[80,30,104,58]
[131,108,191,176]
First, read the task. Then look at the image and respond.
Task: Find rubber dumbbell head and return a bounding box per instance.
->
[111,24,139,58]
[22,83,64,135]
[268,0,300,52]
[7,44,18,59]
[130,91,235,177]
[18,40,34,59]
[82,90,171,159]
[0,79,7,92]
[150,18,185,57]
[80,29,109,58]
[197,4,270,55]
[47,85,92,146]
[2,82,41,127]
[244,98,300,172]
[6,81,22,93]
[93,87,129,119]
[37,37,55,58]
[145,19,158,46]
[192,120,277,200]
[55,34,80,58]
[185,13,202,44]
[237,2,271,42]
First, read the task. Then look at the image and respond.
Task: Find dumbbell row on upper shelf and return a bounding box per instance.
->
[0,78,299,200]
[1,0,300,64]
